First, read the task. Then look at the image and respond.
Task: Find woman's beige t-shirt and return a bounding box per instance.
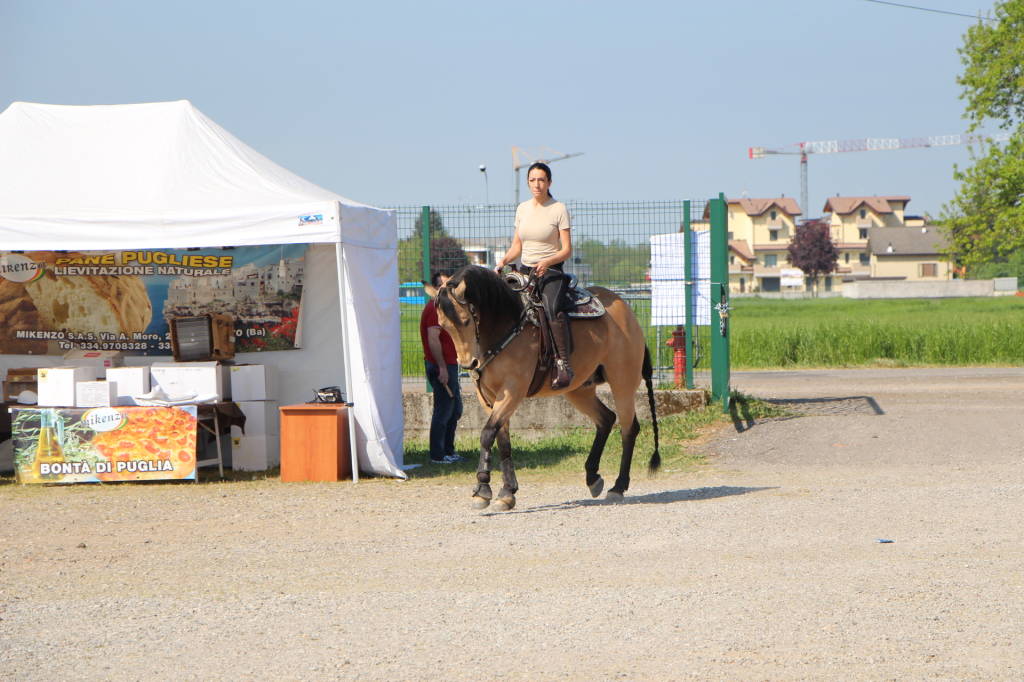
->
[515,198,571,266]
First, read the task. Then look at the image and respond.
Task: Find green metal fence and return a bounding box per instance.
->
[391,199,729,407]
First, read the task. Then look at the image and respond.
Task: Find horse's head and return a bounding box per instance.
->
[426,275,481,370]
[424,265,524,372]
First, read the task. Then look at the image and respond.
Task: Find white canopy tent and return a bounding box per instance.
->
[0,100,405,479]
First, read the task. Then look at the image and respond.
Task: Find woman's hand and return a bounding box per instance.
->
[494,258,506,273]
[534,259,548,277]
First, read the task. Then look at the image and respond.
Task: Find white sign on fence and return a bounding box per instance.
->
[780,267,804,287]
[649,231,711,326]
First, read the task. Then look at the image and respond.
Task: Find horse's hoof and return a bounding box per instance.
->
[471,496,491,510]
[492,496,516,512]
[588,476,605,498]
[606,491,624,503]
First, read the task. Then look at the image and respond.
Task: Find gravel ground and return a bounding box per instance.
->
[1,367,1022,680]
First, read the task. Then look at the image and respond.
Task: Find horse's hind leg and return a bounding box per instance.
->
[608,415,640,502]
[606,375,642,502]
[564,385,616,498]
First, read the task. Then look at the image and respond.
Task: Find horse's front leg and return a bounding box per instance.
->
[472,396,495,509]
[473,392,523,511]
[493,421,518,511]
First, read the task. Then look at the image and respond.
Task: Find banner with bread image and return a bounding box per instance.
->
[0,245,306,355]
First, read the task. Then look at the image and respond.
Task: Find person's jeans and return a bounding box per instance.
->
[425,361,463,460]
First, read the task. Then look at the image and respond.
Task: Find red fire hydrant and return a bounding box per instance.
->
[665,325,687,387]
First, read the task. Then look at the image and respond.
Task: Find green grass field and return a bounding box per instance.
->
[401,296,1024,374]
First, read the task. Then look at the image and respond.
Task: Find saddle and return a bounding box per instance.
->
[502,270,606,396]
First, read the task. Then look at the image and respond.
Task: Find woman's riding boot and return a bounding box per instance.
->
[550,312,574,390]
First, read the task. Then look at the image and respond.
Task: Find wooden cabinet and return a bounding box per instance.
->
[279,404,352,482]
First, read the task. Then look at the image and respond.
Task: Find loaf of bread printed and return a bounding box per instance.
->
[0,251,152,353]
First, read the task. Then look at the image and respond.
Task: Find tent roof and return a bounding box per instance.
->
[0,100,390,250]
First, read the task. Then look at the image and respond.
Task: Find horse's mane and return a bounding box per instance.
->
[437,265,524,338]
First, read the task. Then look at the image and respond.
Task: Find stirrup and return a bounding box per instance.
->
[552,359,574,389]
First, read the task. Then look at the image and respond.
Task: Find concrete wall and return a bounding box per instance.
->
[842,278,1017,299]
[404,386,707,441]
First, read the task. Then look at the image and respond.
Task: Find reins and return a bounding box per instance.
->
[445,272,540,389]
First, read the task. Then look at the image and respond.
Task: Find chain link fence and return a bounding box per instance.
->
[391,200,715,387]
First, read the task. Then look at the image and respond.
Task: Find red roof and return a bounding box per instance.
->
[703,197,802,219]
[823,196,910,215]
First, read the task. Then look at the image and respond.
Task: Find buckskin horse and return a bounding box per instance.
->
[425,265,659,511]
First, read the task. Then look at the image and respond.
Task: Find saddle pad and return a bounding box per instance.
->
[567,287,605,319]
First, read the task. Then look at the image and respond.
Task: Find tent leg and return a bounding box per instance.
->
[335,241,360,483]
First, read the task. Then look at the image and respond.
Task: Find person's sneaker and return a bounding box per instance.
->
[429,454,461,464]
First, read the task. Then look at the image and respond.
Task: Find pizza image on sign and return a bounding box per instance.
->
[91,407,198,481]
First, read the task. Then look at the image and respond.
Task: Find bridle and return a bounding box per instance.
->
[442,275,536,384]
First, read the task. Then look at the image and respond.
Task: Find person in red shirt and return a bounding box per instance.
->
[420,271,463,464]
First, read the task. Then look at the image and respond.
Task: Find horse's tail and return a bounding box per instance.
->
[643,345,661,473]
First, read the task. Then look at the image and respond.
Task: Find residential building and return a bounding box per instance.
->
[695,195,951,294]
[869,226,951,280]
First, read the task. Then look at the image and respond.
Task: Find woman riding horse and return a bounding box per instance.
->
[426,264,660,511]
[494,161,574,390]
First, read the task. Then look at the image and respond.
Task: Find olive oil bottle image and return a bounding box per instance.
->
[32,409,65,481]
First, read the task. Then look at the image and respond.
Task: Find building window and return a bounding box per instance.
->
[919,263,938,277]
[844,252,850,264]
[859,252,870,266]
[765,254,778,267]
[729,255,735,265]
[770,210,777,221]
[770,230,778,241]
[858,228,869,240]
[728,231,734,240]
[859,208,867,219]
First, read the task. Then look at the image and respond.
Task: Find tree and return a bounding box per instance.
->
[397,209,468,283]
[787,220,838,296]
[943,1,1024,271]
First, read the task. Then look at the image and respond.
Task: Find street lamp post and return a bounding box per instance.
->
[479,164,489,205]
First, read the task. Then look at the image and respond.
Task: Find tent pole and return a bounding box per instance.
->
[334,239,360,483]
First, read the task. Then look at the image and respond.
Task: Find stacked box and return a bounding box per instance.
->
[75,381,118,408]
[37,367,100,407]
[231,400,279,471]
[150,362,230,401]
[229,364,273,402]
[105,367,151,406]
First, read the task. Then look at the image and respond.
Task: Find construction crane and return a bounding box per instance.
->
[748,133,1009,217]
[511,146,584,203]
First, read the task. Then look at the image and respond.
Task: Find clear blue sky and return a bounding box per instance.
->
[1,0,1001,218]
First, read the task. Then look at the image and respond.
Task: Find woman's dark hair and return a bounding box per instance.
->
[430,270,451,288]
[527,162,554,200]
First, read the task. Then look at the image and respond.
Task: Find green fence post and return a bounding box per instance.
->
[709,193,731,412]
[421,205,431,282]
[421,205,432,394]
[683,200,695,390]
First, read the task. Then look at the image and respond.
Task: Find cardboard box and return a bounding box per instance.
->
[150,362,230,401]
[75,380,117,408]
[231,400,278,438]
[37,367,100,407]
[229,401,278,471]
[63,349,123,369]
[104,367,151,406]
[4,368,39,403]
[230,434,279,471]
[229,364,274,402]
